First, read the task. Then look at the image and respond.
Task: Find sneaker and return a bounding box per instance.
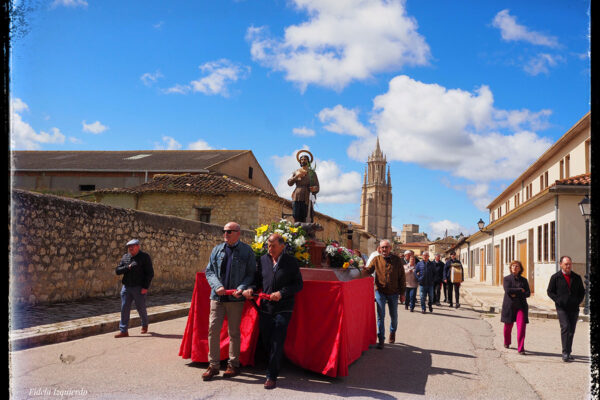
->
[114,331,129,338]
[202,366,220,381]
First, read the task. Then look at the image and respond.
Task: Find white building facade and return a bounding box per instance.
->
[456,112,591,300]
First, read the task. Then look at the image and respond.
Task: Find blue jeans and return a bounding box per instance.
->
[119,285,148,332]
[375,290,398,341]
[405,287,417,310]
[419,285,434,311]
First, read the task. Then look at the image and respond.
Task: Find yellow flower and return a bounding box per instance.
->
[289,227,299,233]
[251,242,264,251]
[255,225,269,235]
[343,262,350,269]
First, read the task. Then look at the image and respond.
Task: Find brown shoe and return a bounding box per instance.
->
[222,365,240,378]
[140,326,148,334]
[264,379,276,389]
[202,366,220,381]
[389,332,395,344]
[114,331,129,338]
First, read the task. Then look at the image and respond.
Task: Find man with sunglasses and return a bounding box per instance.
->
[202,222,256,381]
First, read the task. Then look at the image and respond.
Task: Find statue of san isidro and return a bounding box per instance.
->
[288,150,319,223]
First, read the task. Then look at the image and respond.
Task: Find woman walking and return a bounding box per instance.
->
[501,260,531,354]
[404,255,418,312]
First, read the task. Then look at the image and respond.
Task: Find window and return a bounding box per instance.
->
[565,155,570,178]
[487,244,493,264]
[550,221,556,261]
[79,184,96,191]
[586,139,591,173]
[560,159,564,180]
[545,171,549,188]
[248,166,254,179]
[196,207,211,223]
[514,193,520,207]
[543,223,549,262]
[540,175,544,191]
[498,207,502,218]
[506,200,510,213]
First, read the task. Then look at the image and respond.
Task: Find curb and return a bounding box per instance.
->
[9,303,191,351]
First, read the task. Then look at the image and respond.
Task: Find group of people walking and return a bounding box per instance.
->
[111,230,586,391]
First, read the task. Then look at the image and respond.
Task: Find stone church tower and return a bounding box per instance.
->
[360,138,393,240]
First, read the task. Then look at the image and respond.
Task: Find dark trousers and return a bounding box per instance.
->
[447,282,460,305]
[556,308,579,355]
[442,281,448,301]
[292,201,307,223]
[433,282,442,303]
[259,311,292,381]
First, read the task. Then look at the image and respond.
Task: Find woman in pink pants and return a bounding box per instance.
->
[501,260,531,354]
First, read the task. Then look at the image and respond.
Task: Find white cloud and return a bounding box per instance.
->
[292,127,316,137]
[271,147,362,204]
[188,139,214,150]
[51,0,88,8]
[153,21,164,29]
[82,120,108,134]
[326,75,553,209]
[247,0,430,91]
[523,53,564,76]
[154,136,182,150]
[428,220,471,240]
[141,70,163,86]
[167,59,250,97]
[10,99,65,150]
[318,105,371,137]
[492,9,559,47]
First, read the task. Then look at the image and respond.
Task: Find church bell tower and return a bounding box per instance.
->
[360,138,393,240]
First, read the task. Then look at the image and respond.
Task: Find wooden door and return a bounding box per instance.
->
[518,240,528,282]
[494,245,501,285]
[480,248,485,282]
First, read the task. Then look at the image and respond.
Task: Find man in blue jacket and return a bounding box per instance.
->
[202,222,256,381]
[415,251,436,314]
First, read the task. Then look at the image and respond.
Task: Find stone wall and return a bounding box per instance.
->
[10,190,253,305]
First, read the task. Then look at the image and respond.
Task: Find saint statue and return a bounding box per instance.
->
[288,150,319,223]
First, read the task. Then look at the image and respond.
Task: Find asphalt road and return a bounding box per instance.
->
[9,303,590,400]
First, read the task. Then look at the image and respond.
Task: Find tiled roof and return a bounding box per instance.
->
[554,173,591,186]
[11,150,248,171]
[96,173,286,203]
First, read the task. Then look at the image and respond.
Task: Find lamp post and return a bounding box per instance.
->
[578,194,591,316]
[477,218,493,236]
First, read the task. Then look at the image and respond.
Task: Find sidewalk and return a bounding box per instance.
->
[9,289,193,351]
[460,279,590,322]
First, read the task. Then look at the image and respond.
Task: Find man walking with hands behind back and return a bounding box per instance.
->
[547,255,585,362]
[203,222,256,381]
[115,239,154,337]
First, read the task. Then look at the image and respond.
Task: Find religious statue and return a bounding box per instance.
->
[288,150,319,223]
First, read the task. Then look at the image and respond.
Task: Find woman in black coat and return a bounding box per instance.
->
[501,260,530,354]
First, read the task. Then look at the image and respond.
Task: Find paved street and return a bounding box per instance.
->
[9,297,590,400]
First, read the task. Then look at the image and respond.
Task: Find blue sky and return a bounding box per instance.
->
[10,0,590,240]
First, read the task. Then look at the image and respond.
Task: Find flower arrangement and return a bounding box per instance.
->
[252,219,311,266]
[324,241,363,271]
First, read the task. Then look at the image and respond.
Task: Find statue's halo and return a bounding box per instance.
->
[296,150,314,164]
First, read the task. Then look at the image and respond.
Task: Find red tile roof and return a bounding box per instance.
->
[554,173,591,186]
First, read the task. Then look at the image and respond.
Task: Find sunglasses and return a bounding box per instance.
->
[223,229,240,234]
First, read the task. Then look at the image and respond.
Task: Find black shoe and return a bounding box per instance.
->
[455,303,460,308]
[562,353,570,362]
[405,305,408,310]
[518,350,526,355]
[410,308,414,312]
[504,344,509,349]
[568,354,575,360]
[421,310,426,314]
[449,303,453,307]
[429,306,433,312]
[376,338,384,349]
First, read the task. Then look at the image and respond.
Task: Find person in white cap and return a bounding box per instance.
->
[115,239,154,337]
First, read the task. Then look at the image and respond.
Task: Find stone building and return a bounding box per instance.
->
[360,139,393,240]
[94,172,376,255]
[11,150,276,196]
[399,224,429,243]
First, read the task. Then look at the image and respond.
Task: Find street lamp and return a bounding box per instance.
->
[477,218,493,236]
[578,194,591,315]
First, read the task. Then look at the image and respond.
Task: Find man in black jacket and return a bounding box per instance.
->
[243,233,303,390]
[433,253,445,306]
[547,255,585,362]
[115,239,154,337]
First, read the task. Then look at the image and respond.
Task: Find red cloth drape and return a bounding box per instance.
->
[179,272,376,377]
